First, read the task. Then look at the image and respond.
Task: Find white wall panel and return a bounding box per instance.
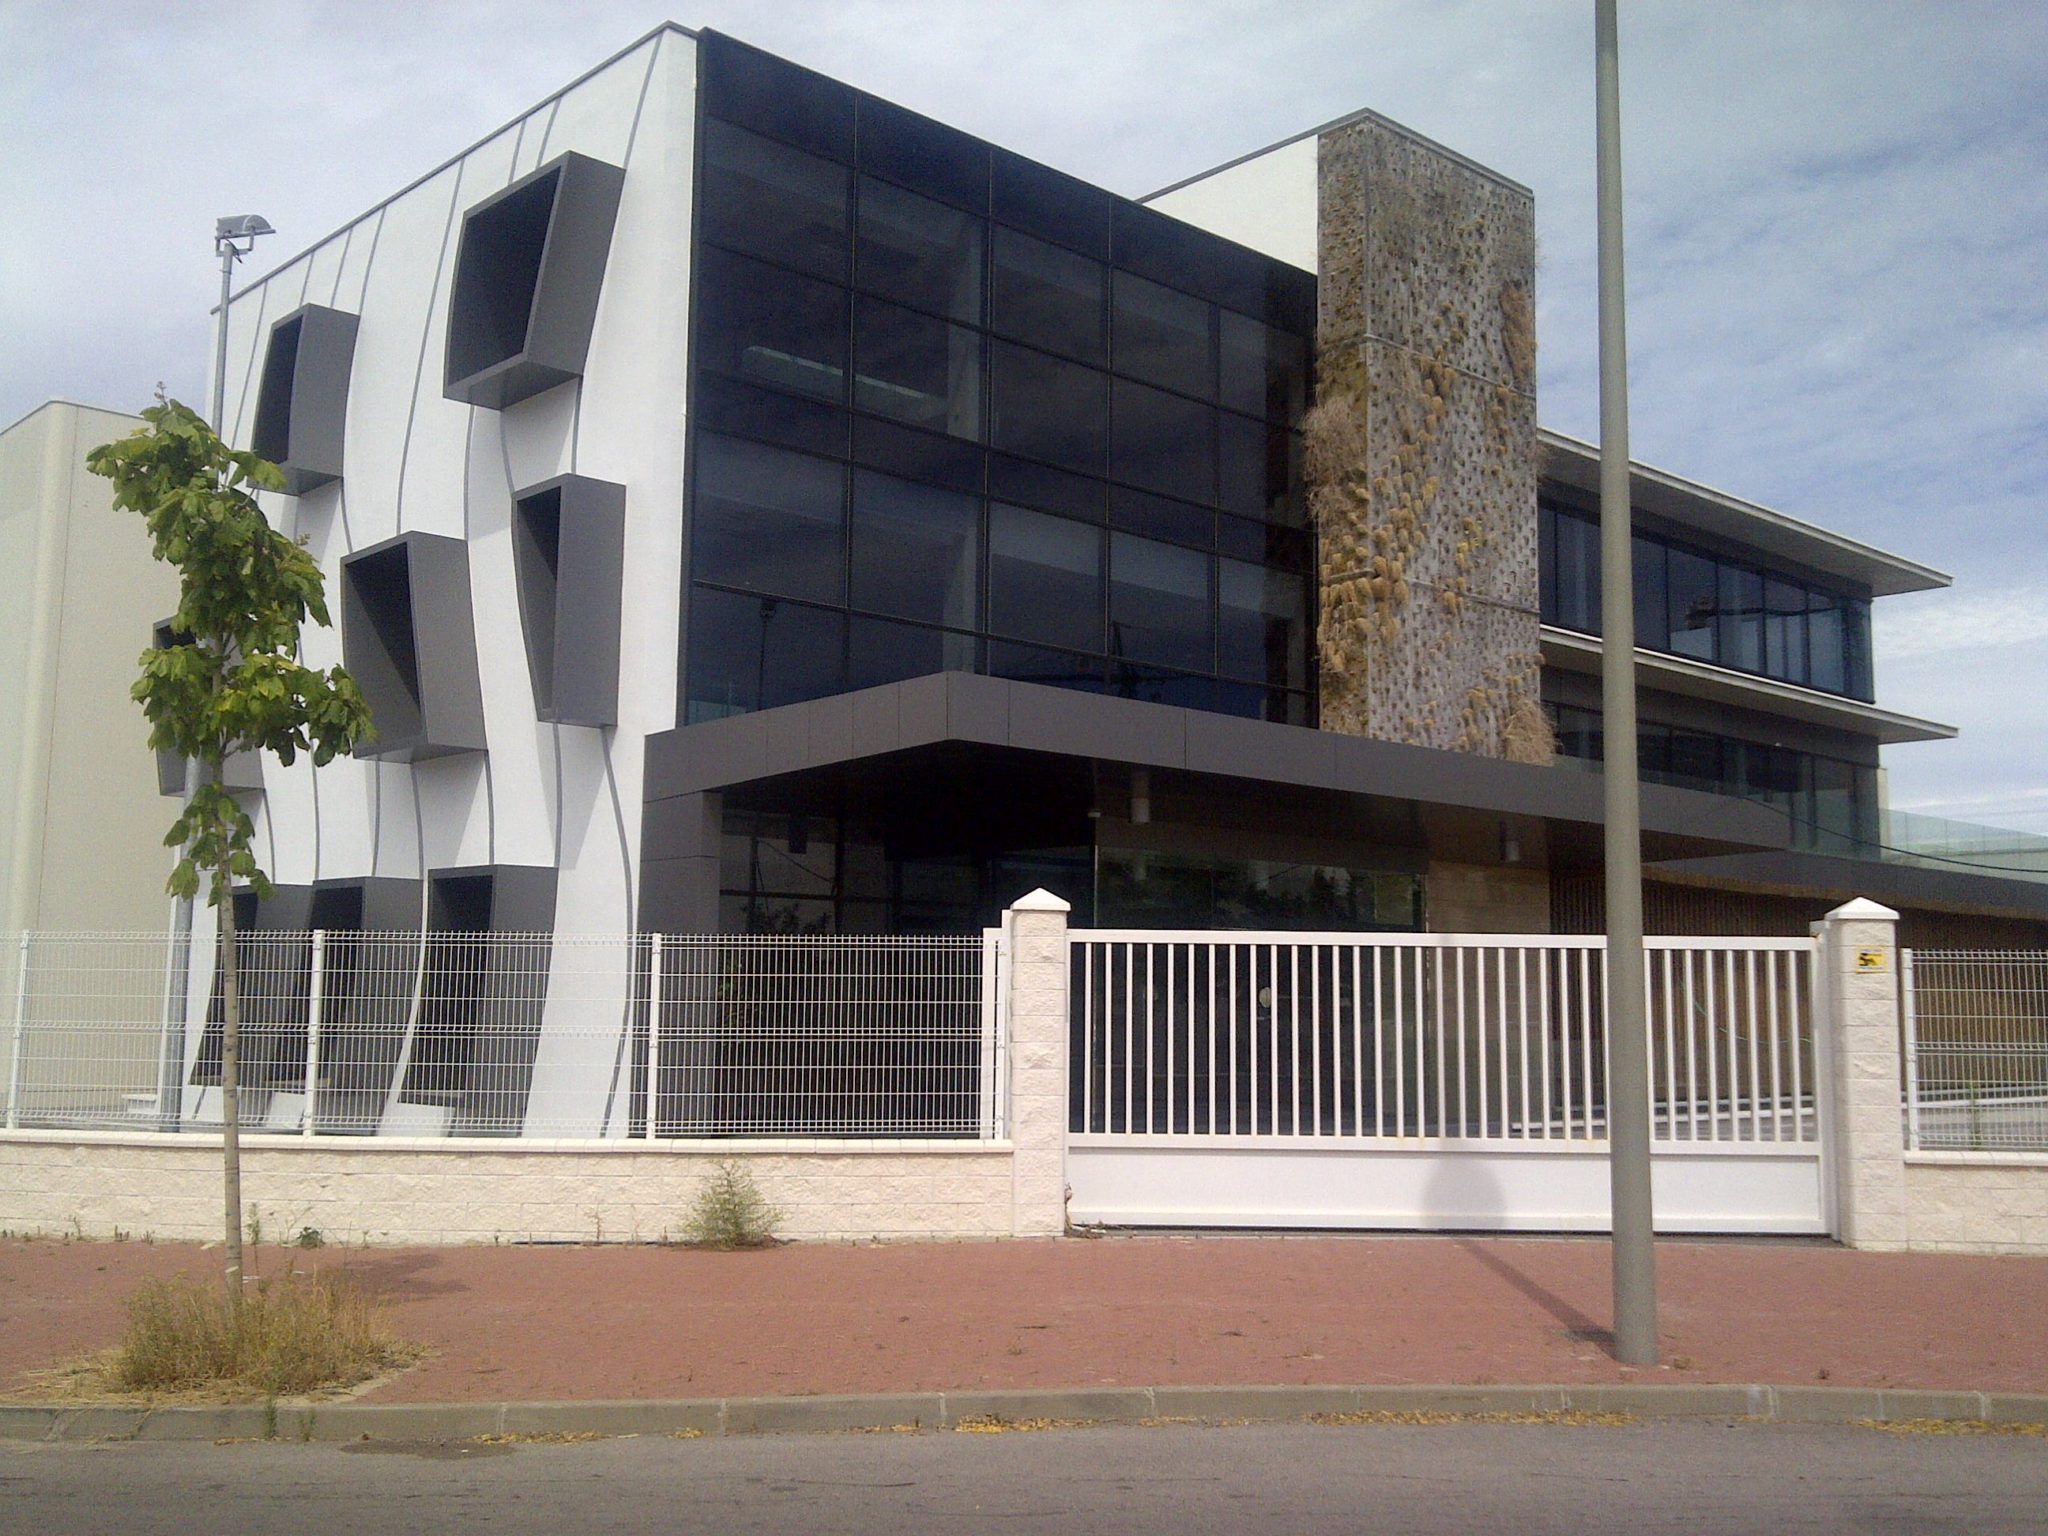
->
[1146,135,1319,274]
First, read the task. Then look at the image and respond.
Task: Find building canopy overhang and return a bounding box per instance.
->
[645,672,1793,870]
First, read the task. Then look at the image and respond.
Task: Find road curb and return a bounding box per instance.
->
[3,1383,2045,1443]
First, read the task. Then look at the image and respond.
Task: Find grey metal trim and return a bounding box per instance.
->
[1539,430,1950,598]
[1654,849,2048,921]
[442,151,627,409]
[1540,627,1957,746]
[340,533,487,761]
[1141,104,1533,204]
[251,304,358,495]
[642,672,1789,855]
[511,474,626,727]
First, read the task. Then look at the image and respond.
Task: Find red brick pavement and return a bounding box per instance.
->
[3,1233,2042,1402]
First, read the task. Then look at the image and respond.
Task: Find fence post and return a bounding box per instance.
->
[1002,890,1071,1237]
[1901,947,1920,1153]
[1813,898,1909,1249]
[6,932,27,1131]
[304,930,325,1137]
[646,934,664,1141]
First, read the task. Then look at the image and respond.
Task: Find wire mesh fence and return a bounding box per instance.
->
[1903,949,2048,1152]
[4,929,1000,1142]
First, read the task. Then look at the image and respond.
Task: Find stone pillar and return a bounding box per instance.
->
[1310,118,1544,759]
[1814,897,1908,1249]
[1003,889,1071,1237]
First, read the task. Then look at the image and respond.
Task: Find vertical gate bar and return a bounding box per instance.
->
[1310,942,1322,1136]
[1765,949,1785,1142]
[1227,942,1240,1135]
[1454,947,1468,1137]
[1744,950,1763,1143]
[1575,947,1592,1140]
[1289,943,1303,1136]
[1496,947,1510,1140]
[1790,947,1808,1140]
[1657,949,1675,1140]
[1538,948,1553,1139]
[1351,945,1365,1138]
[1412,948,1425,1137]
[1704,951,1724,1142]
[1515,948,1530,1139]
[1371,947,1385,1138]
[1082,941,1095,1135]
[1123,943,1134,1135]
[1902,947,1920,1153]
[303,929,325,1137]
[1682,951,1700,1140]
[1186,943,1198,1134]
[1268,943,1280,1136]
[1164,943,1176,1135]
[1206,943,1218,1136]
[1432,947,1447,1139]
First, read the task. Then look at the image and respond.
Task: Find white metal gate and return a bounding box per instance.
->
[1066,931,1827,1234]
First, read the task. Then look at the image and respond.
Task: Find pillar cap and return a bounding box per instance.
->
[1008,888,1072,914]
[1825,896,1900,922]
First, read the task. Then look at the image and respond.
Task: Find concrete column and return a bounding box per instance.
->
[1814,897,1908,1249]
[1003,889,1071,1237]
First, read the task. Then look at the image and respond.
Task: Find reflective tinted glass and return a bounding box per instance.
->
[856,178,983,322]
[1718,563,1764,672]
[853,295,982,438]
[1112,272,1214,398]
[847,614,978,690]
[988,503,1103,651]
[1666,547,1718,660]
[1110,532,1211,671]
[849,470,979,628]
[1217,559,1306,688]
[695,246,847,403]
[686,587,845,720]
[700,120,850,281]
[691,435,844,604]
[990,342,1106,474]
[1112,378,1214,504]
[1218,310,1308,424]
[991,228,1104,364]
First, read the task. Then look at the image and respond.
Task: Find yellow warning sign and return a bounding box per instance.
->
[1856,948,1888,973]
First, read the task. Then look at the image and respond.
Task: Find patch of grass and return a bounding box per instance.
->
[683,1160,783,1250]
[1857,1418,2048,1438]
[1308,1409,1636,1428]
[107,1270,413,1398]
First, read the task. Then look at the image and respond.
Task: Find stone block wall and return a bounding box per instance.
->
[1310,119,1543,758]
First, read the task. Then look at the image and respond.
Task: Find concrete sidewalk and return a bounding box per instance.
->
[5,1232,2045,1412]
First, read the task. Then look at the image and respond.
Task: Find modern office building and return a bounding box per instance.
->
[203,22,2048,959]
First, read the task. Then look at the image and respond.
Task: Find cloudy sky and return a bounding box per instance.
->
[6,0,2044,836]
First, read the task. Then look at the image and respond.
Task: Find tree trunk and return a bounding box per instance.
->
[213,788,245,1297]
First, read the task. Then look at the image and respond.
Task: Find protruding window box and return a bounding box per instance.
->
[150,620,264,796]
[250,305,358,494]
[512,475,626,726]
[340,533,486,760]
[442,152,626,409]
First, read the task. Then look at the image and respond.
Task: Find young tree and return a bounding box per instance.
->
[87,396,371,1294]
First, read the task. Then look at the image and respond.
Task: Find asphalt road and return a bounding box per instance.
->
[2,1419,2043,1535]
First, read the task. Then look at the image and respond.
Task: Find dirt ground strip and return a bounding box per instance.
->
[3,1233,2043,1403]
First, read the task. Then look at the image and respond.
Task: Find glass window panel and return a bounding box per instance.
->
[855,177,983,322]
[991,228,1104,364]
[691,435,844,604]
[686,586,844,721]
[1217,410,1279,518]
[1631,534,1665,650]
[852,295,982,439]
[1112,272,1215,398]
[849,470,979,629]
[1111,377,1215,504]
[987,453,1105,523]
[1807,589,1847,695]
[847,615,977,690]
[694,246,847,403]
[851,414,981,491]
[1665,730,1727,794]
[1843,598,1873,701]
[988,503,1104,652]
[1217,513,1310,570]
[1217,558,1306,689]
[700,36,855,162]
[1717,563,1764,674]
[1218,310,1307,425]
[990,342,1107,474]
[1811,755,1861,855]
[1552,505,1600,632]
[1666,546,1719,661]
[1110,531,1212,672]
[856,97,989,210]
[1764,576,1809,685]
[1208,682,1309,727]
[987,640,1106,693]
[1110,485,1210,548]
[700,119,850,281]
[692,372,847,459]
[991,149,1111,259]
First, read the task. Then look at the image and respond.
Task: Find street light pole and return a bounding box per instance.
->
[210,216,275,432]
[1595,0,1657,1367]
